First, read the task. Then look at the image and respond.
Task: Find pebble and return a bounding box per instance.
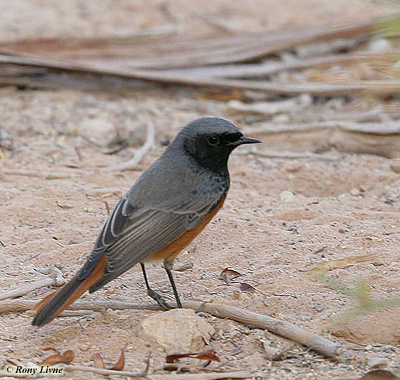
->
[367,38,392,53]
[367,356,388,368]
[279,191,296,203]
[141,309,214,352]
[261,340,283,360]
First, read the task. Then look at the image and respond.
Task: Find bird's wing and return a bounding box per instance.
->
[82,174,227,289]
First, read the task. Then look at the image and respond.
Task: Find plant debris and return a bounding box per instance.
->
[166,349,220,363]
[220,268,242,284]
[41,350,74,366]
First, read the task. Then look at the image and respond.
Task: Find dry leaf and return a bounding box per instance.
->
[42,347,59,354]
[239,283,256,293]
[359,369,398,380]
[110,349,125,371]
[91,350,124,371]
[55,200,72,209]
[195,349,220,362]
[91,353,105,369]
[220,268,242,284]
[4,359,18,367]
[166,349,220,363]
[42,350,74,366]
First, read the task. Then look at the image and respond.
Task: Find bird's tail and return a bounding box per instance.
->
[32,255,106,327]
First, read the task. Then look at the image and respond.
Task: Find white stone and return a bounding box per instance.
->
[141,309,214,352]
[367,356,388,368]
[79,118,115,146]
[279,191,296,203]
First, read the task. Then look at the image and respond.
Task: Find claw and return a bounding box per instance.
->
[147,288,174,310]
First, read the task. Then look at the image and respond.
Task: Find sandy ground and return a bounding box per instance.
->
[1,1,400,379]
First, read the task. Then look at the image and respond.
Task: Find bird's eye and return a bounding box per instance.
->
[207,136,219,146]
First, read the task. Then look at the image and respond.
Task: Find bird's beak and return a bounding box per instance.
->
[229,135,262,146]
[239,136,262,145]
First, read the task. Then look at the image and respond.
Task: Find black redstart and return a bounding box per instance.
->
[32,117,260,326]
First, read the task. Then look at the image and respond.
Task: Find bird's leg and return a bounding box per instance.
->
[140,262,173,310]
[164,258,183,308]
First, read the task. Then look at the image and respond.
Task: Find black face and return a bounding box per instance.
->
[186,131,247,171]
[174,117,261,172]
[204,131,243,148]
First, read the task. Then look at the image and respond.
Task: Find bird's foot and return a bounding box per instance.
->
[147,288,174,310]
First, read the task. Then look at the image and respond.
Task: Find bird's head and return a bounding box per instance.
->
[175,117,261,171]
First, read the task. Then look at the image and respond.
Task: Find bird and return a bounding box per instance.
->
[32,116,261,326]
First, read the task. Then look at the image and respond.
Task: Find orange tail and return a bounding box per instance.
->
[32,255,106,327]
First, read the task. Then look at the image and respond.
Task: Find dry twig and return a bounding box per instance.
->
[183,300,338,357]
[164,51,400,78]
[243,121,400,158]
[64,365,250,379]
[63,364,144,378]
[301,253,383,273]
[106,122,155,171]
[0,55,399,96]
[0,267,64,301]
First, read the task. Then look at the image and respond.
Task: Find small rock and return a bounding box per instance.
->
[141,309,214,352]
[279,191,296,203]
[261,340,283,360]
[285,164,303,173]
[314,304,324,312]
[232,290,246,301]
[367,38,392,53]
[80,118,115,146]
[367,356,388,368]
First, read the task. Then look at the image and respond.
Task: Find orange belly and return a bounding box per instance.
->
[143,197,225,262]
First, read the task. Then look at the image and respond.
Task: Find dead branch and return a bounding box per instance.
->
[0,17,396,95]
[0,72,150,91]
[243,121,400,135]
[0,299,160,314]
[0,19,380,68]
[3,299,338,357]
[0,26,180,57]
[64,364,251,380]
[62,364,144,378]
[1,53,399,95]
[228,99,382,122]
[0,267,64,301]
[300,253,383,273]
[243,121,400,158]
[227,95,312,115]
[106,122,155,171]
[163,52,400,79]
[58,310,93,317]
[183,300,339,357]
